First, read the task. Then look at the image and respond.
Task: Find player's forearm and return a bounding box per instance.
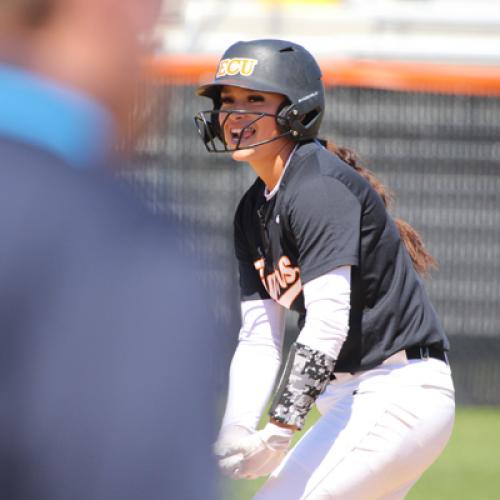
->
[221,341,282,430]
[221,299,285,431]
[267,267,351,430]
[268,342,336,430]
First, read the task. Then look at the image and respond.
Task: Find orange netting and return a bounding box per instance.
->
[143,55,500,96]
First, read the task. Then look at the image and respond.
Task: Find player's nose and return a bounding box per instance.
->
[225,110,249,128]
[233,109,248,120]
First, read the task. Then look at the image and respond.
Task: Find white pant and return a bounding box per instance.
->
[254,352,455,500]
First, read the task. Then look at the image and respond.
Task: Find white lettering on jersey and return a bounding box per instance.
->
[254,256,302,309]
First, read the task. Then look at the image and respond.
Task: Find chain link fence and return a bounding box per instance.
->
[124,80,500,405]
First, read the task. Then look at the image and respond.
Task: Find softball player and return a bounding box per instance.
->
[194,39,455,499]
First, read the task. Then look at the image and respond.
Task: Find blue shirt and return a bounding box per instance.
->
[0,64,115,168]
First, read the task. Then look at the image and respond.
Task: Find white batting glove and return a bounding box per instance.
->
[214,425,253,457]
[215,423,294,480]
[214,425,254,479]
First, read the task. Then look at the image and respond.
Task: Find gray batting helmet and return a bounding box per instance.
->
[194,39,325,152]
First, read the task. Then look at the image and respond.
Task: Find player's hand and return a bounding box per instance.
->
[213,425,253,479]
[215,423,294,480]
[214,424,253,458]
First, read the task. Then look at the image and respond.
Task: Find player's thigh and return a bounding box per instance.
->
[305,385,455,499]
[254,383,454,500]
[253,389,388,499]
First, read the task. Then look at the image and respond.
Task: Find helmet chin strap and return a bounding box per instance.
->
[194,109,292,153]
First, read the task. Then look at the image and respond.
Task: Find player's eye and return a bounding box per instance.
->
[248,94,265,103]
[220,96,234,106]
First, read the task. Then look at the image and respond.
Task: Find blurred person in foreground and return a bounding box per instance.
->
[0,1,218,500]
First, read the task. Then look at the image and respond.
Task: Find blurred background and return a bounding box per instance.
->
[130,0,500,403]
[121,0,500,498]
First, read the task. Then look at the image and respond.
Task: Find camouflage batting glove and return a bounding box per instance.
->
[216,422,293,480]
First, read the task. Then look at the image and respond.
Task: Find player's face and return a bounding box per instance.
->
[219,86,292,163]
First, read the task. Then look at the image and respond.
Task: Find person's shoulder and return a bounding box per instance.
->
[0,135,180,258]
[0,135,70,180]
[282,150,366,219]
[285,143,341,189]
[0,136,89,217]
[288,141,341,182]
[2,135,146,210]
[287,141,371,200]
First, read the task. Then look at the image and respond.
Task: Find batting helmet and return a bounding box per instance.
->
[194,39,325,152]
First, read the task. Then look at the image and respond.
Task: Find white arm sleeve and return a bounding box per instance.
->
[220,299,285,431]
[296,265,351,360]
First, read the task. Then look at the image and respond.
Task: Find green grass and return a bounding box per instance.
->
[221,406,500,500]
[407,407,500,500]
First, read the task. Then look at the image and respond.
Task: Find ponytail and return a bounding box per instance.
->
[323,140,437,276]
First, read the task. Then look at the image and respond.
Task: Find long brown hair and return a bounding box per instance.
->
[324,141,437,276]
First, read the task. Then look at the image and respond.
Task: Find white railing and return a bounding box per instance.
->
[154,0,500,64]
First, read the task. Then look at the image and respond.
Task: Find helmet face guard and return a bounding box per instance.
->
[194,39,325,153]
[194,109,292,153]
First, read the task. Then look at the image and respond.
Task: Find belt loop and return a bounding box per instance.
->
[420,346,430,360]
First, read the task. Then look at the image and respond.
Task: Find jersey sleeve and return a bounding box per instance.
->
[234,201,270,301]
[287,175,361,284]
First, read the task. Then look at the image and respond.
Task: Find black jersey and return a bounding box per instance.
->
[234,141,449,372]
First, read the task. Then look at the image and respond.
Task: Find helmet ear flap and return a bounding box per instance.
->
[276,104,292,132]
[276,98,323,141]
[276,103,307,140]
[276,102,294,133]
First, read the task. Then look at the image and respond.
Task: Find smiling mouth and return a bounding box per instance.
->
[230,127,256,144]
